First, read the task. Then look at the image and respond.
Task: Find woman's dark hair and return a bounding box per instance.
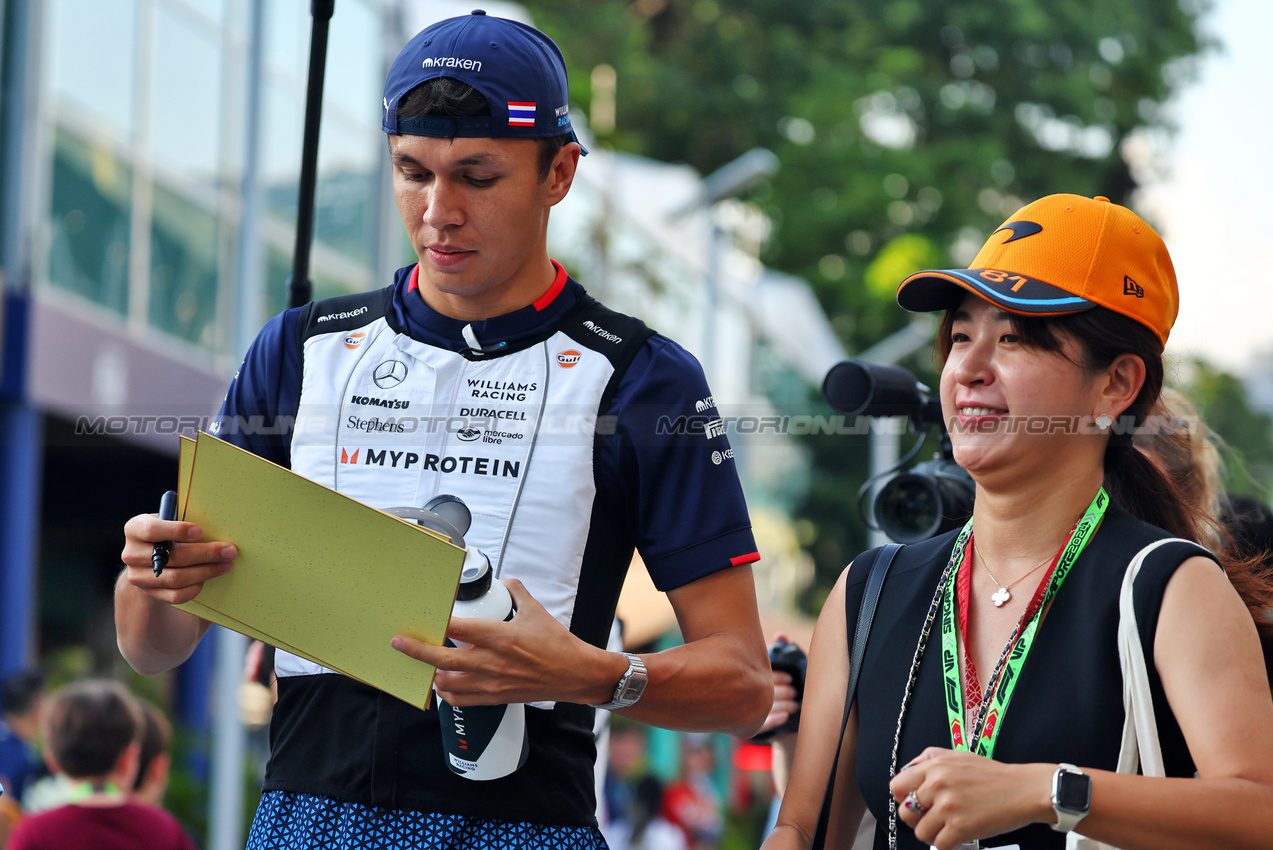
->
[937,306,1273,677]
[396,79,570,180]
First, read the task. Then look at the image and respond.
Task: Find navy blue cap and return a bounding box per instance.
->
[382,9,586,153]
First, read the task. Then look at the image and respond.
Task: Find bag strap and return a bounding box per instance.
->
[1114,538,1190,778]
[811,543,903,850]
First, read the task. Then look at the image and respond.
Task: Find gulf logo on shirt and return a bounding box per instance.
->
[345,332,366,350]
[556,350,581,368]
[508,102,536,126]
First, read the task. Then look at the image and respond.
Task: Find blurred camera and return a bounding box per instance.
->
[822,359,973,544]
[752,638,807,741]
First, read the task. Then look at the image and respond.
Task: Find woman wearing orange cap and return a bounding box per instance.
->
[761,195,1273,850]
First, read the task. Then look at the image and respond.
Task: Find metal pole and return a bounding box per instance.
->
[288,0,336,309]
[233,0,266,357]
[206,2,266,846]
[207,630,249,849]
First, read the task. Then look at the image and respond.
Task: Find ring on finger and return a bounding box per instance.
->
[903,789,927,814]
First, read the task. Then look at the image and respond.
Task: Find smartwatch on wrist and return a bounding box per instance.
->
[1050,763,1092,833]
[592,652,647,711]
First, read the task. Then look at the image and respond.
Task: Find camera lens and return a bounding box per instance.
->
[874,472,942,543]
[873,459,975,544]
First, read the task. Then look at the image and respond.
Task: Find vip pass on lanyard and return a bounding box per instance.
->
[942,488,1108,757]
[885,488,1109,850]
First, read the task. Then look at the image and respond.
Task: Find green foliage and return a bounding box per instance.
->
[527,0,1212,604]
[1183,360,1273,501]
[533,0,1209,342]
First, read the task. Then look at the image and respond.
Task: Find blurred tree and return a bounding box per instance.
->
[1182,360,1273,502]
[528,0,1213,601]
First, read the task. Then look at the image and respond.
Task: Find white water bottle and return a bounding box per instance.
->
[437,546,529,780]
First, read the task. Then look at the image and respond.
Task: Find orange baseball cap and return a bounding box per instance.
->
[896,194,1178,346]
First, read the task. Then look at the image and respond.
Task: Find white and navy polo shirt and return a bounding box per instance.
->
[214,261,758,826]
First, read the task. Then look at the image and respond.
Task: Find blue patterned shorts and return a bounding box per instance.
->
[246,791,609,850]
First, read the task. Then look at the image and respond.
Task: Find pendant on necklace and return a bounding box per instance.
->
[991,586,1011,607]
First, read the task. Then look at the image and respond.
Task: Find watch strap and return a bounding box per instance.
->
[1050,763,1091,833]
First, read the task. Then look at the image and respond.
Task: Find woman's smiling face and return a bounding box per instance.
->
[940,294,1106,480]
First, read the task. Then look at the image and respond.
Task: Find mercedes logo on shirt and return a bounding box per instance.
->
[373,360,408,388]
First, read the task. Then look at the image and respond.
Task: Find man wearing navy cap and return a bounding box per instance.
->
[116,11,770,848]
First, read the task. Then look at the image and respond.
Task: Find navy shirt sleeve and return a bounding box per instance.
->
[601,334,758,591]
[212,308,304,467]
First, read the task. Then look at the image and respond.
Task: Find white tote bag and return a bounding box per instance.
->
[1067,538,1184,849]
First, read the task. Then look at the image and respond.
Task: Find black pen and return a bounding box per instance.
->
[152,490,178,577]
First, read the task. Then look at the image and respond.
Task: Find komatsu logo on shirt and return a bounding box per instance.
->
[341,447,521,477]
[582,320,622,343]
[422,56,481,72]
[316,306,368,322]
[350,394,410,410]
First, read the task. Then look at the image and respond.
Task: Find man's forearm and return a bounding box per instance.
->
[613,634,770,736]
[114,570,210,676]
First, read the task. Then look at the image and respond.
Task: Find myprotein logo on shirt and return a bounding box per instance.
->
[340,447,522,478]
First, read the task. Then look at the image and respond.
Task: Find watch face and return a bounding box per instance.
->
[620,677,646,702]
[1056,771,1092,811]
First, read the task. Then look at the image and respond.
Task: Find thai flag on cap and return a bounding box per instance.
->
[508,102,536,126]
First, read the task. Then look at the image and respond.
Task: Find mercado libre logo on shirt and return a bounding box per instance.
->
[345,332,367,350]
[556,350,581,368]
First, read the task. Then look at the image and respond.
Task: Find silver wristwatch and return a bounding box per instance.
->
[1050,763,1092,833]
[592,652,647,710]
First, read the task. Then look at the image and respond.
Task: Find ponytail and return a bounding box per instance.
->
[1103,441,1202,542]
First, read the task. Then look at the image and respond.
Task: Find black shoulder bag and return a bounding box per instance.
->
[811,543,902,849]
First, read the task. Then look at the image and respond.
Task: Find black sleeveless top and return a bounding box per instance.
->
[846,506,1211,849]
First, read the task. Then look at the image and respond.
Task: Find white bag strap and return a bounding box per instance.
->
[1115,537,1186,778]
[1068,538,1187,850]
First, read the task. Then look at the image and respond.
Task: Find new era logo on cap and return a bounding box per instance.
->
[1123,276,1144,298]
[508,102,536,126]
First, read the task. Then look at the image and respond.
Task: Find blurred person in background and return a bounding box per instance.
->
[129,701,172,808]
[0,673,47,809]
[601,720,648,841]
[609,774,687,850]
[662,735,723,850]
[5,679,194,850]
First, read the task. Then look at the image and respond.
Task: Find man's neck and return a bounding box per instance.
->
[415,256,560,323]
